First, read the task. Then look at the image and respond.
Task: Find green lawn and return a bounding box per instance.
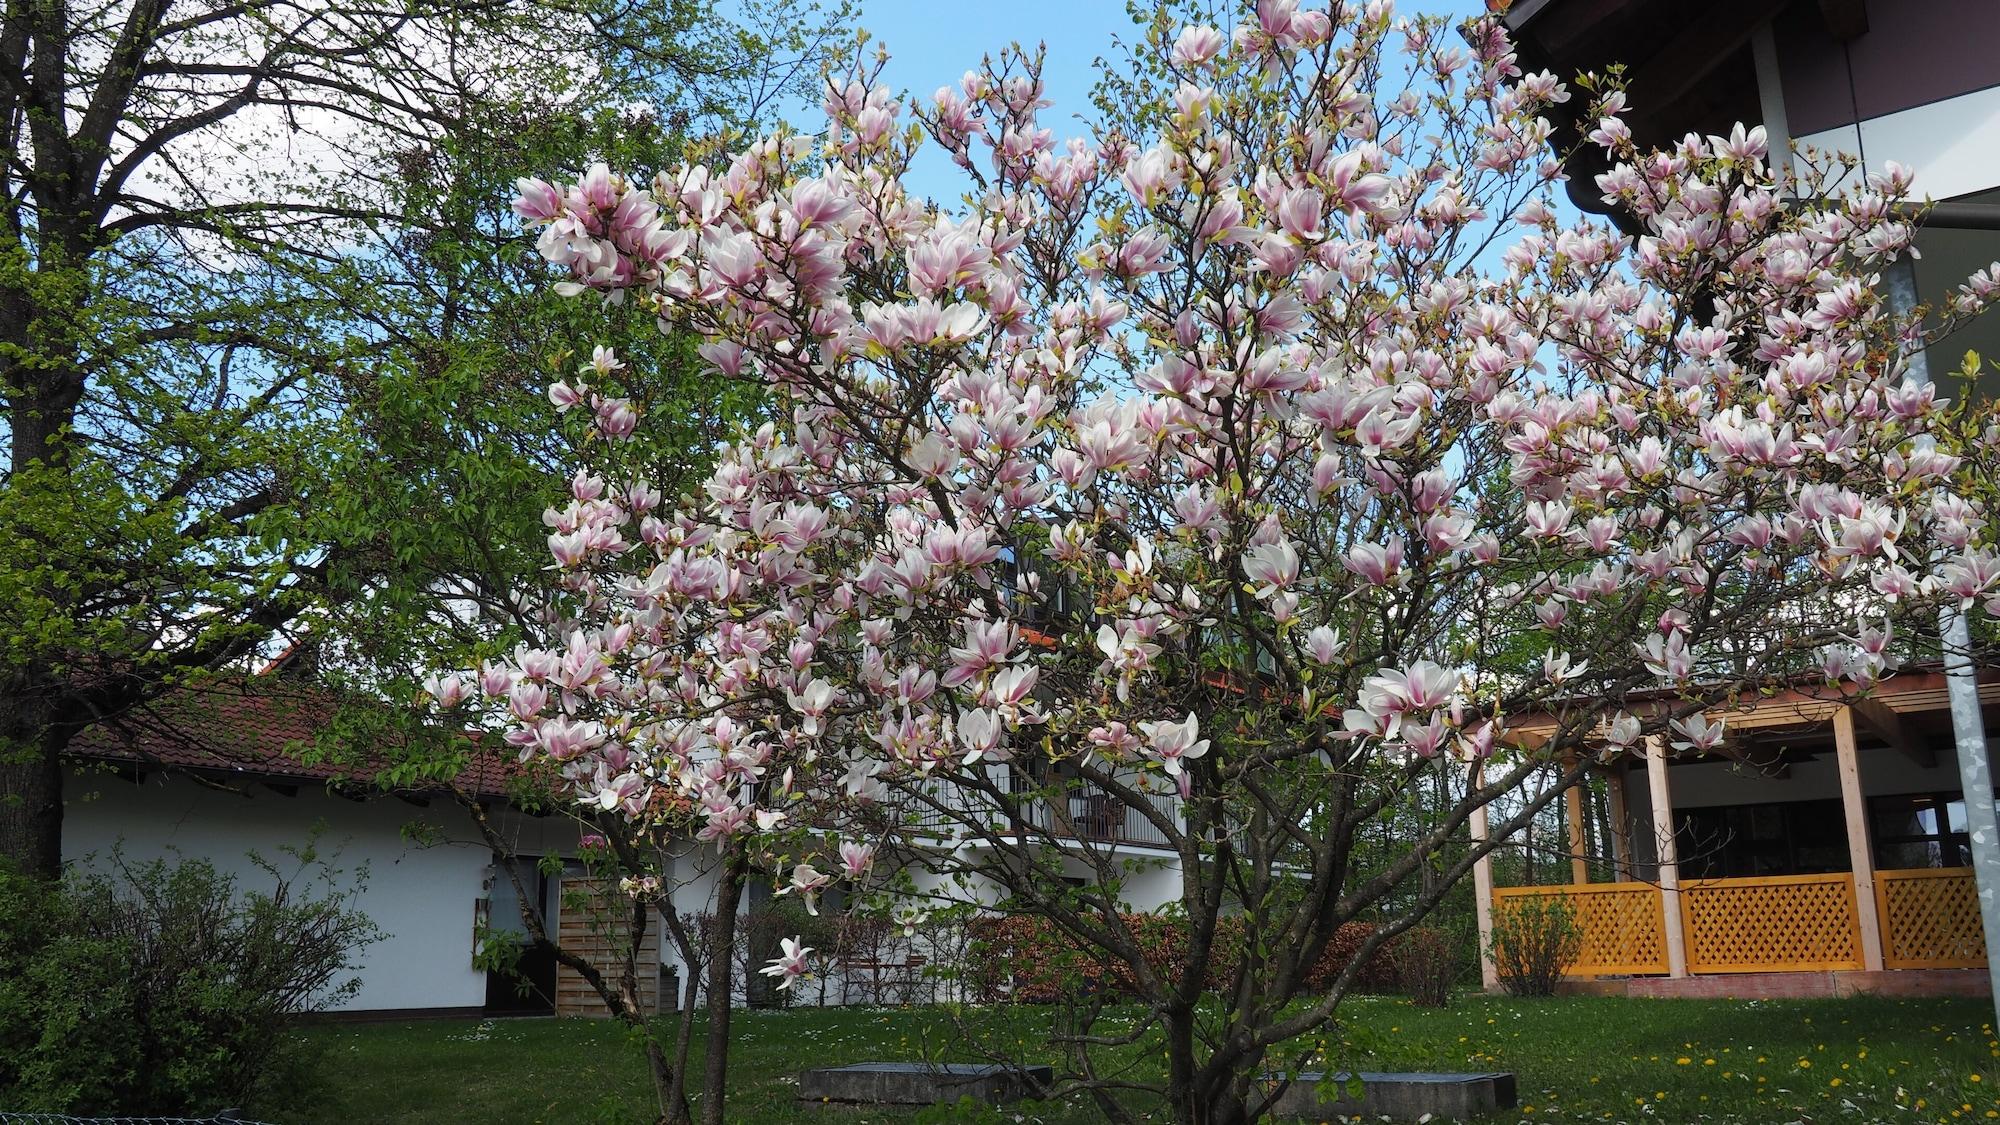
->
[280,994,2000,1124]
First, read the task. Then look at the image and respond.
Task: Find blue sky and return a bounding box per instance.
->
[848,1,1494,108]
[829,1,1495,201]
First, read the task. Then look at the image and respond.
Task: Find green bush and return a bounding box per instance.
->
[0,843,379,1114]
[1489,894,1582,997]
[739,896,838,1009]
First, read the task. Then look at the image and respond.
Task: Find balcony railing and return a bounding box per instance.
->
[899,773,1178,850]
[1017,781,1177,848]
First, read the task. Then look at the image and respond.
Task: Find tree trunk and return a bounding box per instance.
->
[643,1036,690,1125]
[660,904,703,1123]
[698,850,748,1125]
[1162,1006,1231,1125]
[3,330,94,879]
[1187,1077,1253,1125]
[0,697,66,879]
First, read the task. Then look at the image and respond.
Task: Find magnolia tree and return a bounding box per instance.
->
[470,1,2000,1121]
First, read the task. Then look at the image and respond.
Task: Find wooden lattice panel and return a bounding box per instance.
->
[1682,873,1861,974]
[554,876,661,1018]
[1494,883,1667,976]
[1878,868,1985,970]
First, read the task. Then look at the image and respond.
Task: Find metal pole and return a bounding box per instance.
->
[1887,257,2000,1007]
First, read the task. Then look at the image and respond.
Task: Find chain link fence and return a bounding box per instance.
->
[0,1104,272,1112]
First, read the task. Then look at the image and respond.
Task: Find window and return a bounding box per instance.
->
[1871,793,1972,870]
[1912,196,2000,407]
[999,542,1083,625]
[1677,799,1848,879]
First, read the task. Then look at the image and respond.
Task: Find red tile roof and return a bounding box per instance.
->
[67,682,524,799]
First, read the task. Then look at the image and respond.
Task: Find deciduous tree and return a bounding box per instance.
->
[0,0,831,875]
[478,3,2000,1122]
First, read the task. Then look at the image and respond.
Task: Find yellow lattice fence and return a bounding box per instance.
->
[1681,873,1861,973]
[1494,882,1668,976]
[1877,868,1985,969]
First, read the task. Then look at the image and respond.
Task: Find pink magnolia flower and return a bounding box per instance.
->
[1303,626,1342,666]
[1171,25,1226,67]
[1344,539,1404,586]
[1670,714,1726,753]
[1242,540,1300,597]
[1140,713,1210,795]
[777,863,833,915]
[1639,631,1694,682]
[838,842,875,880]
[422,674,468,709]
[760,938,812,991]
[513,177,562,222]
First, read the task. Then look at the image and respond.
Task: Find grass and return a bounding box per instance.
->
[281,994,2000,1124]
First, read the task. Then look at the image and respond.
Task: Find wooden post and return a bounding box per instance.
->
[1606,767,1631,877]
[1565,771,1591,886]
[1470,763,1499,991]
[1834,706,1886,972]
[1648,736,1690,978]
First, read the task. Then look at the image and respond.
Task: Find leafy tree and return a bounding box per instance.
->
[0,0,834,876]
[475,4,2000,1123]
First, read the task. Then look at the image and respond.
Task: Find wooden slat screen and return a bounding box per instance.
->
[554,875,661,1018]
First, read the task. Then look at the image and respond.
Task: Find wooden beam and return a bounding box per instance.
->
[1625,0,1790,118]
[1565,778,1591,886]
[1605,767,1631,877]
[1817,0,1868,41]
[1470,762,1499,992]
[1833,708,1886,971]
[1851,696,1936,767]
[1647,737,1690,979]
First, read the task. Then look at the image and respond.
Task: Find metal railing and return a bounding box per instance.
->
[1017,781,1176,848]
[900,773,1177,849]
[0,1104,270,1112]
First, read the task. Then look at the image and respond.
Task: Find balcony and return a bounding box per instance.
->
[901,770,1177,851]
[1017,780,1177,849]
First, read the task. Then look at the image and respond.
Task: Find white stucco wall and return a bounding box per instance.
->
[63,767,497,1012]
[1116,858,1185,912]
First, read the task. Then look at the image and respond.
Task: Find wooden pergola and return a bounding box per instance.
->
[1476,671,1998,997]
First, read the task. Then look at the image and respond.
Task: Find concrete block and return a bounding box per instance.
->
[1268,1071,1518,1121]
[798,1062,1053,1107]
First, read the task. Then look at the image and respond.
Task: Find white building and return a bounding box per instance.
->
[65,682,627,1016]
[63,680,1190,1016]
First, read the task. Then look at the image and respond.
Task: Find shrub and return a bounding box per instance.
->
[738,896,840,1008]
[1391,926,1456,1007]
[1489,894,1582,997]
[1299,921,1402,994]
[0,843,379,1115]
